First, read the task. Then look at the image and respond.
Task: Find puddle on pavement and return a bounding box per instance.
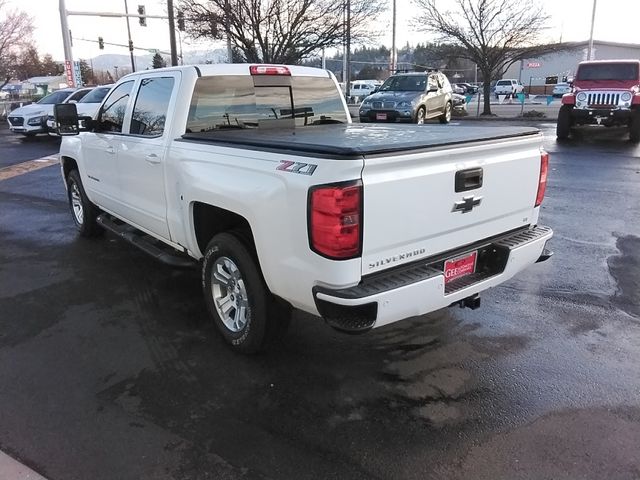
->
[607,235,640,318]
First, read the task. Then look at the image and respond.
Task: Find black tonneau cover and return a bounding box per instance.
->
[180,124,539,159]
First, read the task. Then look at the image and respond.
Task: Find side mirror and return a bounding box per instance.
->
[79,116,97,131]
[372,87,379,93]
[54,103,80,136]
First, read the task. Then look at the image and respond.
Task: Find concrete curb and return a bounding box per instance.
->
[0,451,48,480]
[454,115,558,122]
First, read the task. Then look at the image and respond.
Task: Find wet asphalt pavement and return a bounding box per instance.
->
[1,122,639,480]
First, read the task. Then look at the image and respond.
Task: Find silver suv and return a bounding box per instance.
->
[358,72,453,124]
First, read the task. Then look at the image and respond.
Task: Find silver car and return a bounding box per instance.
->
[359,72,453,124]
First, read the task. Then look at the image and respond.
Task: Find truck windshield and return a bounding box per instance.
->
[186,75,347,133]
[576,63,639,81]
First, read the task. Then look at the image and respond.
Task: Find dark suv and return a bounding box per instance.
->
[358,72,453,124]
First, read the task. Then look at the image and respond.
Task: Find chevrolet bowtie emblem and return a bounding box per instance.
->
[453,195,482,213]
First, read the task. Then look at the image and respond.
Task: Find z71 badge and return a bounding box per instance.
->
[276,160,317,176]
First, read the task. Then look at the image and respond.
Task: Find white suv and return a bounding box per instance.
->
[494,79,524,98]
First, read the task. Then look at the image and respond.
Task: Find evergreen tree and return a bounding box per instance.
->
[152,53,167,69]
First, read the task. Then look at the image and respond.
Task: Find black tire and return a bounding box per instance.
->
[66,170,103,237]
[359,116,369,123]
[414,106,426,124]
[629,108,640,143]
[202,232,290,354]
[556,105,573,140]
[439,101,452,124]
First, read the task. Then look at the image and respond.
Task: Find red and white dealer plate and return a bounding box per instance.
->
[444,250,477,284]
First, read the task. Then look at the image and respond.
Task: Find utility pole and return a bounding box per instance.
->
[225,0,233,62]
[123,0,136,72]
[59,0,75,86]
[587,0,597,60]
[342,2,347,85]
[345,0,351,99]
[167,0,178,66]
[391,0,396,73]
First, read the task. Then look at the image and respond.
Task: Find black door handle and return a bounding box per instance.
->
[455,167,483,192]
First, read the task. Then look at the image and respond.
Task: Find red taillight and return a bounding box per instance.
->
[535,151,549,207]
[249,65,291,76]
[309,182,362,259]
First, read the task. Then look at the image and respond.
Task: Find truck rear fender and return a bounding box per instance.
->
[175,146,364,314]
[192,202,254,257]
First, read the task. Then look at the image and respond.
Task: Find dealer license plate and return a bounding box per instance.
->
[376,113,387,120]
[444,250,477,284]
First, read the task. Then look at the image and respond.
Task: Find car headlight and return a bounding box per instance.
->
[27,115,47,126]
[397,101,412,108]
[576,92,587,102]
[621,92,632,102]
[361,101,372,108]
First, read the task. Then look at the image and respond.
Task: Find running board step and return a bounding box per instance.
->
[97,214,197,269]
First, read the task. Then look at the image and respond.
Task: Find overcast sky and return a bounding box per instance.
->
[7,0,640,61]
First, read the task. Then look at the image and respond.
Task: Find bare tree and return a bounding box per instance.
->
[412,0,559,115]
[0,0,34,89]
[181,0,384,64]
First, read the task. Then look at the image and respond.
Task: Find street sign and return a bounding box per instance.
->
[527,62,541,68]
[73,61,84,87]
[65,60,75,87]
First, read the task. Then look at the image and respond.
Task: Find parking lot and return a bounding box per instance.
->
[1,120,639,480]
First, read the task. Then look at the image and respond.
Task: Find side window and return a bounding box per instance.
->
[99,81,135,133]
[437,74,449,89]
[428,75,439,91]
[130,77,175,136]
[68,89,89,102]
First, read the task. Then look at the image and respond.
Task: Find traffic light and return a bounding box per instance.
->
[137,5,146,26]
[98,36,104,49]
[128,40,134,52]
[177,10,185,31]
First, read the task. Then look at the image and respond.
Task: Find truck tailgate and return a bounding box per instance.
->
[361,132,544,275]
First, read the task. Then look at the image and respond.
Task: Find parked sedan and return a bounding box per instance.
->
[359,72,453,124]
[47,85,114,135]
[452,93,467,113]
[458,82,479,94]
[7,88,91,137]
[452,83,466,94]
[552,82,572,97]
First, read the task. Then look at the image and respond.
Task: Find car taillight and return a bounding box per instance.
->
[309,181,362,259]
[249,65,291,76]
[535,151,549,207]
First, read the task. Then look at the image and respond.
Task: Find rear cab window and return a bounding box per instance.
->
[185,74,347,133]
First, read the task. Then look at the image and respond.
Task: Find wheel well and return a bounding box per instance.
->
[193,202,255,255]
[61,156,78,181]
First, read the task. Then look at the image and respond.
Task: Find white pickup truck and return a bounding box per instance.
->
[54,64,553,353]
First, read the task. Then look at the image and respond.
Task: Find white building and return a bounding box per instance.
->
[503,40,640,94]
[22,76,68,96]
